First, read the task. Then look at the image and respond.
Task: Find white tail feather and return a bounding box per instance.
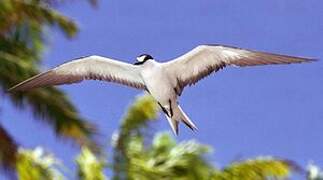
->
[165,104,198,135]
[166,115,179,135]
[177,105,198,131]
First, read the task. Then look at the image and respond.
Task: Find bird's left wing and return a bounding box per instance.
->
[9,55,146,91]
[163,44,314,94]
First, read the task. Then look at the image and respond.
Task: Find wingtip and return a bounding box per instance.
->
[6,84,25,93]
[6,86,17,93]
[306,57,319,62]
[6,88,12,93]
[296,57,318,65]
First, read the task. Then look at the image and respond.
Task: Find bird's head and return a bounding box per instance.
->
[134,54,154,65]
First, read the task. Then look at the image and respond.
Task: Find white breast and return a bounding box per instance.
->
[141,61,175,105]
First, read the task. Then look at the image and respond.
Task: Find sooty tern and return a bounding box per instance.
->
[9,44,315,135]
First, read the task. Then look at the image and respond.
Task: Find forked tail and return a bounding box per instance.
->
[165,104,198,135]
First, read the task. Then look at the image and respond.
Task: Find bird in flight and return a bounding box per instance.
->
[9,44,314,135]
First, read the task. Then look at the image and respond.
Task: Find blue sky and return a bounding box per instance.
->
[1,0,323,178]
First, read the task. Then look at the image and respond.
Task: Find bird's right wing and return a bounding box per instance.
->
[9,55,146,91]
[163,44,314,95]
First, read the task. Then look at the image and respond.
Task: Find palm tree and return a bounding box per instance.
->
[16,147,65,180]
[0,0,98,172]
[77,147,106,180]
[111,95,295,180]
[14,94,297,180]
[212,158,295,179]
[12,96,302,180]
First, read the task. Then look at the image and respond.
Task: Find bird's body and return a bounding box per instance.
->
[139,60,195,133]
[9,44,315,135]
[141,60,175,105]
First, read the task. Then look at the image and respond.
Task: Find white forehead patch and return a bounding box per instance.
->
[137,55,146,62]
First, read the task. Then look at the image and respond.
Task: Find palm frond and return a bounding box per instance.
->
[113,94,159,151]
[112,95,214,179]
[212,157,295,180]
[77,147,107,180]
[0,52,98,149]
[127,132,214,180]
[0,0,99,148]
[16,147,64,180]
[0,0,78,38]
[112,94,159,179]
[120,94,158,134]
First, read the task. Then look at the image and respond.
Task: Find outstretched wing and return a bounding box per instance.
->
[9,55,146,91]
[164,44,315,94]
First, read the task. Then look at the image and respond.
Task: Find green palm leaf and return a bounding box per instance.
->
[112,95,214,180]
[16,147,64,180]
[0,0,99,173]
[0,6,98,146]
[113,94,159,179]
[212,157,295,180]
[77,147,107,180]
[127,133,214,180]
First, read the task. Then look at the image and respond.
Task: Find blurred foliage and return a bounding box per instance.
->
[307,163,323,180]
[77,147,106,180]
[123,133,214,180]
[5,94,316,179]
[111,95,295,180]
[212,157,293,179]
[0,0,98,172]
[16,147,64,180]
[112,95,213,179]
[112,94,159,179]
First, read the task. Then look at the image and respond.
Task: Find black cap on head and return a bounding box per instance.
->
[138,54,153,61]
[134,54,154,65]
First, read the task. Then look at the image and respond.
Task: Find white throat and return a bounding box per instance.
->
[142,59,157,68]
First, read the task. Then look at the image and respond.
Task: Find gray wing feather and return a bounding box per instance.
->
[164,44,315,90]
[9,56,145,91]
